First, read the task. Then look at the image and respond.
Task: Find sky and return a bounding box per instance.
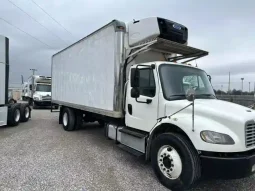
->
[0,0,254,91]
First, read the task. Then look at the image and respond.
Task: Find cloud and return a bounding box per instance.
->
[0,0,254,84]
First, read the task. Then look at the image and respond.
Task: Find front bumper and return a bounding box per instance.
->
[34,100,51,106]
[201,150,255,179]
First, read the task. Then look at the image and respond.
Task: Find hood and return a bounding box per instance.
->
[34,91,51,97]
[165,99,255,124]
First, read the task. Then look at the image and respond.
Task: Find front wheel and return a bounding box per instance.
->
[151,133,201,190]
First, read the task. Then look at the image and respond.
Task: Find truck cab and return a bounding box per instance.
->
[26,76,52,109]
[52,17,255,190]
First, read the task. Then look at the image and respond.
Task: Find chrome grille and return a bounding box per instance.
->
[42,96,51,101]
[245,122,255,147]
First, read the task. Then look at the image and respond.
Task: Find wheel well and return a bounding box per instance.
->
[146,123,195,161]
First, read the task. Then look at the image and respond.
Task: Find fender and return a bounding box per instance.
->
[145,115,241,160]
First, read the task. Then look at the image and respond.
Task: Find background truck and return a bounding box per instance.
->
[51,17,255,190]
[0,35,31,127]
[24,75,54,109]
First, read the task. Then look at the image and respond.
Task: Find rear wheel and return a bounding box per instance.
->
[7,104,21,126]
[20,103,30,122]
[62,107,76,131]
[151,133,201,190]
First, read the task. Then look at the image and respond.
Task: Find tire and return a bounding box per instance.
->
[7,104,21,126]
[151,133,201,191]
[62,107,76,131]
[20,103,30,122]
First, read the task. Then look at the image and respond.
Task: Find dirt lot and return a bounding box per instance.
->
[0,109,255,191]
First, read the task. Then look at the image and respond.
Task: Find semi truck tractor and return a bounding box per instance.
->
[25,75,53,109]
[0,35,31,127]
[51,17,255,190]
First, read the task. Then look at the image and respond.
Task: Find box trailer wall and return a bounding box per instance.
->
[52,21,125,118]
[0,36,9,105]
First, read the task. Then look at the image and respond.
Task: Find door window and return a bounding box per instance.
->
[138,69,156,97]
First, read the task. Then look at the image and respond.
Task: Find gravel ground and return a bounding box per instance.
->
[0,109,255,191]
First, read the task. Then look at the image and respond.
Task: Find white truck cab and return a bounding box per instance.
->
[51,17,255,190]
[26,76,52,109]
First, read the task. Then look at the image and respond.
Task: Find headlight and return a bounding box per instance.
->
[200,131,235,145]
[34,97,40,101]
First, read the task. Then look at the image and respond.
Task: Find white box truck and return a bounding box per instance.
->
[25,75,55,109]
[52,17,255,190]
[0,35,31,127]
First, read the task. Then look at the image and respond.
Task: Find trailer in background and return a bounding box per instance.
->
[0,35,31,127]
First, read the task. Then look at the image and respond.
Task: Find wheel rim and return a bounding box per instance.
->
[14,109,21,122]
[25,107,30,118]
[157,145,182,180]
[63,112,68,126]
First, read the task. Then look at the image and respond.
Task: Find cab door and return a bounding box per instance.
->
[125,65,159,132]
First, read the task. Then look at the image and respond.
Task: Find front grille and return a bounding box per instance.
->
[245,122,255,147]
[42,96,51,101]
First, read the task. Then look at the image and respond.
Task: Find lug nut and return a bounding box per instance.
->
[170,168,173,171]
[160,164,163,166]
[163,168,166,171]
[160,159,162,161]
[167,170,169,173]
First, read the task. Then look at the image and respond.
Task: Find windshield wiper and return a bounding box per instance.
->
[169,94,186,100]
[197,94,216,98]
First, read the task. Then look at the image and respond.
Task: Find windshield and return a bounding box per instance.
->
[159,64,215,100]
[36,84,51,92]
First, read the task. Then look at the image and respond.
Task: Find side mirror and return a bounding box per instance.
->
[186,88,195,102]
[131,87,140,98]
[207,75,212,83]
[29,84,32,90]
[130,68,140,87]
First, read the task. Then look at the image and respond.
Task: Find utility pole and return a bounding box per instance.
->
[30,68,37,75]
[241,78,244,95]
[249,82,251,93]
[228,72,230,94]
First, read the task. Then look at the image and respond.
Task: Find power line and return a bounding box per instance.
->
[29,0,76,38]
[7,0,68,46]
[0,18,53,48]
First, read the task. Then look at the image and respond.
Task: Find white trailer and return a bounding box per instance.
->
[52,17,255,190]
[0,35,31,127]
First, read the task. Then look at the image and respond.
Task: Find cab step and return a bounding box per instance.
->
[117,144,144,157]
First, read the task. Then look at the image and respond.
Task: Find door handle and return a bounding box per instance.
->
[146,99,152,104]
[135,98,153,104]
